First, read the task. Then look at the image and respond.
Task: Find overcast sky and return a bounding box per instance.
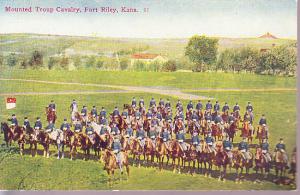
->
[0,0,297,39]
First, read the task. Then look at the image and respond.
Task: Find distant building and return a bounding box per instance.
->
[130,53,167,66]
[259,32,278,39]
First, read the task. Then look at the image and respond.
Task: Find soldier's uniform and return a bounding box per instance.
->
[74,121,83,133]
[9,114,18,127]
[70,100,78,112]
[159,99,165,107]
[233,103,240,112]
[112,136,122,166]
[246,102,253,113]
[238,139,251,161]
[100,108,107,118]
[99,117,108,125]
[259,116,267,126]
[205,113,212,122]
[34,118,42,130]
[196,101,203,111]
[81,106,88,117]
[176,130,188,152]
[85,125,94,135]
[149,129,157,148]
[45,122,55,133]
[187,101,193,111]
[139,98,145,107]
[223,138,233,159]
[23,117,31,129]
[274,139,288,162]
[213,101,220,112]
[191,132,201,152]
[261,140,271,162]
[205,134,216,154]
[113,107,120,117]
[49,100,56,111]
[214,115,223,124]
[125,126,134,143]
[132,97,137,107]
[100,126,108,135]
[91,106,98,117]
[136,128,146,148]
[228,114,235,123]
[222,103,230,113]
[60,120,70,131]
[149,98,156,108]
[165,99,171,109]
[111,124,120,135]
[206,101,212,112]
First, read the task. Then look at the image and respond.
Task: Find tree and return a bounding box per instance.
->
[48,57,57,70]
[120,58,129,70]
[60,56,69,70]
[216,49,235,71]
[85,56,96,69]
[6,53,17,67]
[185,35,218,72]
[0,55,4,68]
[162,60,177,72]
[29,51,43,69]
[19,57,28,69]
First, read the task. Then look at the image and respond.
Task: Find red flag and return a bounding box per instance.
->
[6,97,16,109]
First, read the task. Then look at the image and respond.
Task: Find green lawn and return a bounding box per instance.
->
[0,70,296,89]
[0,70,296,190]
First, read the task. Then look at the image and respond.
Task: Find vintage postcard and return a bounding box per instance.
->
[0,0,297,191]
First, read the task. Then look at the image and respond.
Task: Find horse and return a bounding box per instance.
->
[79,133,93,160]
[169,140,186,174]
[256,125,268,144]
[273,150,288,181]
[201,141,215,177]
[241,121,254,143]
[12,126,26,155]
[120,135,133,153]
[155,137,170,170]
[131,138,144,168]
[144,138,156,166]
[226,121,238,142]
[214,141,231,181]
[211,123,223,141]
[48,129,65,159]
[288,148,296,184]
[37,130,51,158]
[232,149,253,183]
[102,149,130,186]
[69,132,82,160]
[26,127,39,157]
[1,122,14,147]
[46,107,57,124]
[254,147,271,182]
[186,144,199,175]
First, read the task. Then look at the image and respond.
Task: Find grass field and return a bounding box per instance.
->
[0,70,296,190]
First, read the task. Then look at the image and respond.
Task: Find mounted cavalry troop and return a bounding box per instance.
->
[0,97,296,184]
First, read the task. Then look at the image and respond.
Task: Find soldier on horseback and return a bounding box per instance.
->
[91,106,98,120]
[196,100,203,111]
[70,99,78,122]
[60,118,71,131]
[233,102,240,112]
[112,135,123,170]
[111,123,120,136]
[23,117,31,130]
[136,126,146,149]
[238,137,251,162]
[48,100,56,111]
[165,99,171,109]
[206,100,212,113]
[113,107,120,117]
[214,101,220,113]
[85,122,94,136]
[45,120,55,133]
[159,98,165,108]
[149,97,156,108]
[176,128,188,157]
[149,123,158,148]
[261,138,271,163]
[205,132,216,154]
[132,97,137,107]
[223,136,233,162]
[124,124,134,143]
[139,97,144,107]
[34,117,42,130]
[81,105,88,123]
[74,119,83,133]
[160,127,171,150]
[187,101,193,111]
[191,131,201,152]
[222,102,230,113]
[259,114,267,126]
[100,107,107,118]
[246,101,253,113]
[274,138,288,163]
[8,114,18,128]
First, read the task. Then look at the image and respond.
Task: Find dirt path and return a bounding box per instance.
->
[0,78,209,100]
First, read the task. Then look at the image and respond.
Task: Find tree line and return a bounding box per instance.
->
[0,35,296,76]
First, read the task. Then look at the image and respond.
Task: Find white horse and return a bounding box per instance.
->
[49,129,65,159]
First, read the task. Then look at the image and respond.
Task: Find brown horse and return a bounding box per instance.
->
[256,126,268,144]
[201,142,215,177]
[186,144,199,175]
[120,135,133,153]
[155,137,170,170]
[273,150,288,180]
[214,141,231,181]
[69,132,82,160]
[79,133,93,160]
[102,149,130,185]
[131,138,144,167]
[12,126,26,155]
[144,138,156,166]
[1,122,14,147]
[46,107,57,124]
[226,121,238,142]
[169,140,185,174]
[232,149,253,183]
[241,121,254,143]
[37,130,51,158]
[254,147,271,182]
[26,127,39,157]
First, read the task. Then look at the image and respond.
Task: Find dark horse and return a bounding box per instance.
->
[232,149,253,183]
[155,137,170,171]
[169,140,186,174]
[1,122,14,147]
[26,126,39,157]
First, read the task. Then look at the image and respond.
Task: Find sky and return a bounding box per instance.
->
[0,0,297,39]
